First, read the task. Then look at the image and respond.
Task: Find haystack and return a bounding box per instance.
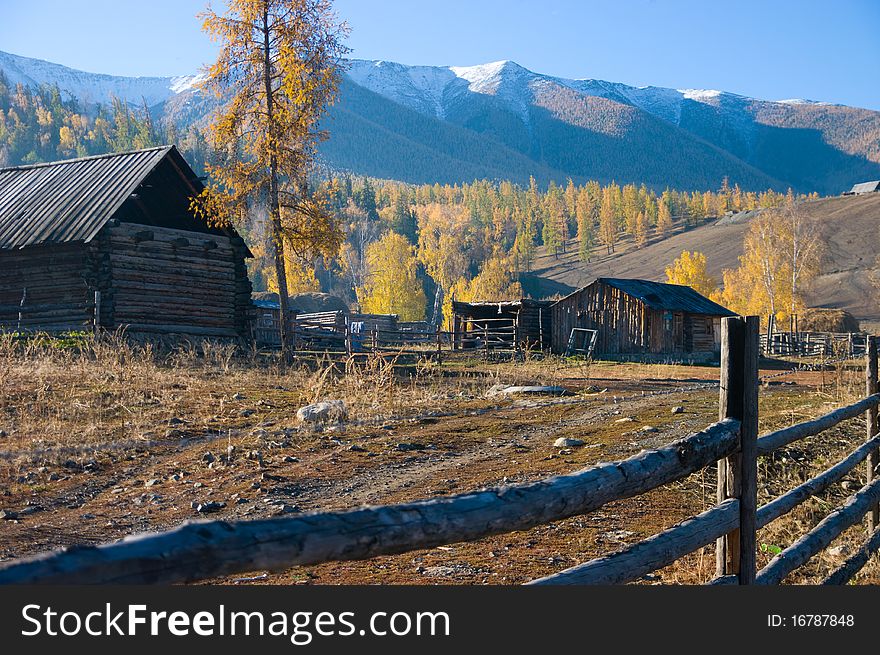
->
[798,308,860,333]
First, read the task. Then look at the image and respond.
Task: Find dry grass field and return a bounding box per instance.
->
[0,334,877,585]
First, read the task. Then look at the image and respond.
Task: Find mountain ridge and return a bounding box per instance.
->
[2,50,879,193]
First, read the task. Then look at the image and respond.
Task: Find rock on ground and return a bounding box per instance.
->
[554,437,585,447]
[487,385,570,397]
[296,400,347,424]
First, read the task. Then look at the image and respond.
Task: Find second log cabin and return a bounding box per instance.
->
[550,278,735,360]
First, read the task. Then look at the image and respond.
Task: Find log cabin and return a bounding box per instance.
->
[0,146,253,339]
[550,278,735,360]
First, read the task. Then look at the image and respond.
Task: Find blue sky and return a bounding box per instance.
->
[1,0,878,109]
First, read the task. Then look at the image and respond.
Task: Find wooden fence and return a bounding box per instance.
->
[1,316,879,585]
[761,331,868,358]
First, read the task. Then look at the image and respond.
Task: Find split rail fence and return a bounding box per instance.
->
[1,316,879,585]
[761,331,868,358]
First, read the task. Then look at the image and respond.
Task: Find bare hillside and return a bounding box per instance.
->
[530,193,880,323]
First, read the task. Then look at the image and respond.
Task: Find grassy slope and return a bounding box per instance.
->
[528,193,880,323]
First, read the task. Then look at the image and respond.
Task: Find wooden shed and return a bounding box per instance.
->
[550,278,735,358]
[0,146,253,339]
[451,299,554,351]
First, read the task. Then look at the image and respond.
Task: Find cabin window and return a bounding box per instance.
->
[663,311,673,332]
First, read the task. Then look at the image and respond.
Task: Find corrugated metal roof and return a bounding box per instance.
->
[0,146,174,249]
[567,278,735,316]
[849,181,880,194]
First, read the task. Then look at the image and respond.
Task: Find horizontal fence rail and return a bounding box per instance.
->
[0,419,740,585]
[756,477,880,585]
[528,499,741,585]
[756,434,880,528]
[756,394,880,455]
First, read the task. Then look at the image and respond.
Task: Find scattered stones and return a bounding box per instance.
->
[232,393,246,401]
[296,400,347,424]
[239,409,255,418]
[282,455,300,462]
[553,437,585,448]
[421,564,483,578]
[828,545,850,558]
[80,513,96,520]
[0,430,7,438]
[193,482,204,489]
[227,445,236,459]
[0,510,18,520]
[395,442,426,452]
[615,417,635,423]
[601,529,637,542]
[202,452,216,464]
[348,445,367,453]
[641,426,659,433]
[671,406,685,414]
[144,479,161,487]
[168,417,184,426]
[192,501,226,514]
[274,504,299,515]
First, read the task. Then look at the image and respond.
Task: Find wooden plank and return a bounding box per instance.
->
[527,499,740,585]
[0,419,740,584]
[756,395,880,455]
[717,316,745,578]
[739,315,760,584]
[822,525,880,585]
[866,336,879,532]
[757,435,880,528]
[755,477,880,585]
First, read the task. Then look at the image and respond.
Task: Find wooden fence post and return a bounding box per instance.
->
[866,335,879,533]
[93,290,101,336]
[716,315,759,583]
[436,326,442,364]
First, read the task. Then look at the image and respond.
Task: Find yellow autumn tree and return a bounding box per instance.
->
[359,232,426,320]
[195,0,349,355]
[716,201,822,322]
[665,251,718,298]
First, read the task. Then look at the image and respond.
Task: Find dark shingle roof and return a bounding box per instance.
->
[577,278,735,316]
[0,146,177,249]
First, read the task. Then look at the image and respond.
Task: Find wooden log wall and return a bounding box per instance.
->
[551,283,650,355]
[551,282,723,356]
[0,243,92,331]
[101,221,248,339]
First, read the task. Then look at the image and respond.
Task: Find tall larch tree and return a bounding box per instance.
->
[196,0,349,357]
[576,184,596,263]
[599,186,617,254]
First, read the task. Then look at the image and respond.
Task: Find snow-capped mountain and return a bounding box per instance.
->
[2,49,879,194]
[0,50,202,107]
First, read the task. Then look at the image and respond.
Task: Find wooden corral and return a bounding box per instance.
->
[0,146,252,339]
[550,278,735,358]
[451,299,554,352]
